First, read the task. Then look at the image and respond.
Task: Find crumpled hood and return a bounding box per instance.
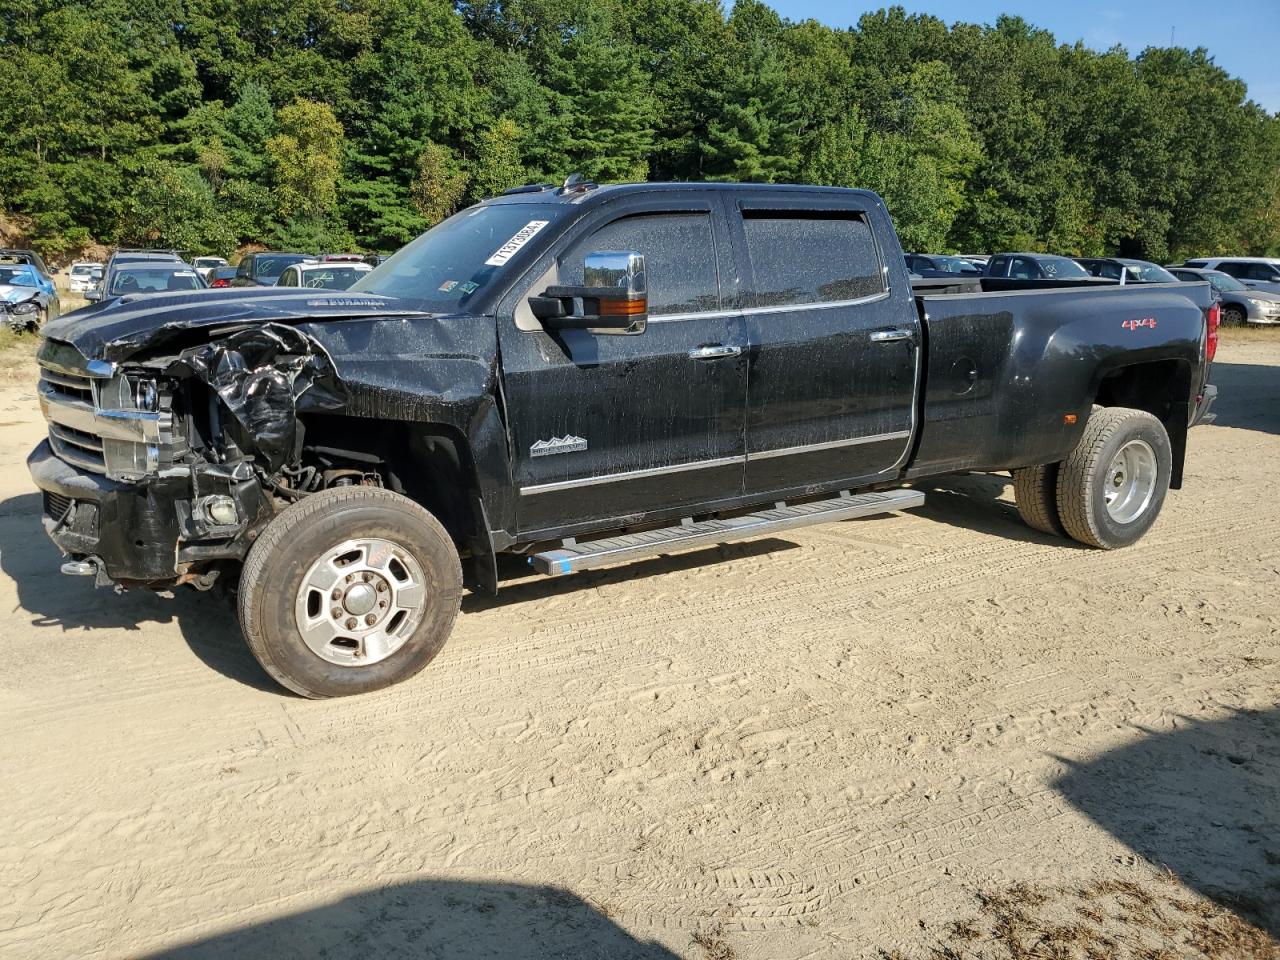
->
[41,286,435,361]
[0,284,39,305]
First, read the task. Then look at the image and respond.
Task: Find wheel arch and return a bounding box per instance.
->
[296,413,500,593]
[1092,358,1192,489]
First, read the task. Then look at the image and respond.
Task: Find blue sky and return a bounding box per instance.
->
[767,1,1280,113]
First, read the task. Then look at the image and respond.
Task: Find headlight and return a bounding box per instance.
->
[134,377,159,412]
[11,301,37,315]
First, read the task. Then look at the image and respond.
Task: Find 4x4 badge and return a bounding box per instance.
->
[531,435,588,457]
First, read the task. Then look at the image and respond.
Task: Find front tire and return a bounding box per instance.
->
[1056,407,1171,549]
[238,486,463,698]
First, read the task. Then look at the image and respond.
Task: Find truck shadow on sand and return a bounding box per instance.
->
[137,879,679,960]
[1053,706,1280,938]
[0,491,279,692]
[1201,359,1280,437]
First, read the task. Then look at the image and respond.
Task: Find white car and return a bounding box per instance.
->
[191,256,230,281]
[66,261,103,294]
[274,261,372,291]
[1181,256,1280,293]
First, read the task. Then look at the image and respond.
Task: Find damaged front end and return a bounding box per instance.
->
[30,324,348,589]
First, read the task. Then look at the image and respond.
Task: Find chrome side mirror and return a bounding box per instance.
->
[530,250,648,335]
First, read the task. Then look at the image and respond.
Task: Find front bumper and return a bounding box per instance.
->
[28,439,273,585]
[1244,301,1280,324]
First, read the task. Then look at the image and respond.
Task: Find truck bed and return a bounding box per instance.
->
[906,278,1215,481]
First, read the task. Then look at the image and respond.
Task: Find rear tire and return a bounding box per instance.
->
[1056,407,1171,550]
[1012,463,1063,536]
[238,486,463,698]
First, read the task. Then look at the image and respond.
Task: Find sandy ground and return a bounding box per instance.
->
[0,338,1277,959]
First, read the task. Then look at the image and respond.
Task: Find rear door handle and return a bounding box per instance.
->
[870,329,913,343]
[689,344,742,360]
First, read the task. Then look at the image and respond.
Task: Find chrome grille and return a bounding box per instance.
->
[49,422,107,470]
[39,368,94,404]
[37,355,178,480]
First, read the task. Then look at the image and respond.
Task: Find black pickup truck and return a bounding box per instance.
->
[29,182,1219,697]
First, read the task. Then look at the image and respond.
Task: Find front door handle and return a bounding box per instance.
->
[689,344,742,360]
[870,329,913,343]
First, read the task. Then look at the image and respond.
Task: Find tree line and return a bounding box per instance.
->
[2,0,1278,262]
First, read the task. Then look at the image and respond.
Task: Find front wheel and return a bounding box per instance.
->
[238,486,463,698]
[1056,407,1171,549]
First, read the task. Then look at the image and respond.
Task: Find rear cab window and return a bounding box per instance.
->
[740,210,884,308]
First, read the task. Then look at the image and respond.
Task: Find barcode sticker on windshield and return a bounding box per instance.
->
[485,220,549,267]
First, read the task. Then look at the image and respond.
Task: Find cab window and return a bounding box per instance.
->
[742,211,883,308]
[558,212,720,316]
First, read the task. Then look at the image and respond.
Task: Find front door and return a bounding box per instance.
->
[498,197,748,537]
[728,198,920,495]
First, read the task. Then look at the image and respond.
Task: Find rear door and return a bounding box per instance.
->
[726,195,920,494]
[498,194,749,535]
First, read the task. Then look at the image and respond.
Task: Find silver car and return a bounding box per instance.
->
[1169,266,1280,325]
[0,263,61,331]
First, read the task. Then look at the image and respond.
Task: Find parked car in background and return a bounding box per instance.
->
[316,253,365,263]
[1074,257,1179,284]
[191,256,229,280]
[206,265,238,288]
[904,254,982,277]
[983,253,1093,281]
[89,252,207,301]
[0,260,61,330]
[275,261,373,290]
[231,252,314,287]
[959,254,990,268]
[1169,266,1280,325]
[1181,257,1280,294]
[66,261,104,294]
[0,248,54,282]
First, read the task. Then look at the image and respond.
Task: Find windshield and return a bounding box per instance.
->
[1122,261,1178,283]
[256,254,311,280]
[1204,270,1247,292]
[1040,256,1091,279]
[300,266,370,290]
[0,266,36,286]
[933,255,979,274]
[70,264,96,277]
[354,203,566,310]
[109,267,204,295]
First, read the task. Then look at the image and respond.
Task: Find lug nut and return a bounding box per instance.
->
[331,607,342,619]
[378,600,387,609]
[331,589,341,600]
[346,618,358,630]
[375,581,387,592]
[365,614,377,625]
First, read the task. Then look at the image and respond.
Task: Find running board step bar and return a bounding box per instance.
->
[529,488,925,576]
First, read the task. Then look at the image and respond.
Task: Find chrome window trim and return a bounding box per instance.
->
[520,455,741,495]
[747,430,912,461]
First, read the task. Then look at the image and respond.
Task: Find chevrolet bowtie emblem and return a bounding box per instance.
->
[531,435,588,457]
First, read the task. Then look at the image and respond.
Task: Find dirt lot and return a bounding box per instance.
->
[1,336,1277,959]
